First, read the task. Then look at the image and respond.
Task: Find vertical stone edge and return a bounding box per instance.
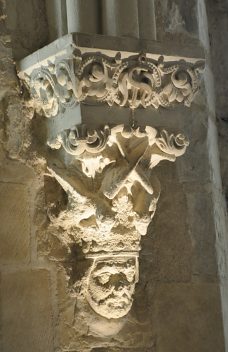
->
[197,0,228,350]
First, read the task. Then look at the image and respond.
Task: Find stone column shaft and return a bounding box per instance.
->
[45,0,68,42]
[138,0,157,40]
[66,0,99,34]
[102,0,139,38]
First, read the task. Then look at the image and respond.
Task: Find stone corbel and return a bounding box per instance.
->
[46,124,189,319]
[17,40,201,322]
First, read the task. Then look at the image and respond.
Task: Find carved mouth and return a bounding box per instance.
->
[108,301,127,309]
[99,292,132,309]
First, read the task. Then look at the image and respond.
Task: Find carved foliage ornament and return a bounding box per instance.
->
[47,124,189,319]
[24,51,204,117]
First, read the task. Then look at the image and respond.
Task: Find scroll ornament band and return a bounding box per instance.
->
[47,124,189,319]
[23,51,204,117]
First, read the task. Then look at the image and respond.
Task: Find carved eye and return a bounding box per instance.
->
[97,273,110,284]
[142,77,150,84]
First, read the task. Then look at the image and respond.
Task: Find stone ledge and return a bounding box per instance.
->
[17,33,205,74]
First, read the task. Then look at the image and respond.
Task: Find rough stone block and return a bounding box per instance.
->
[184,184,218,280]
[142,180,191,283]
[0,182,30,264]
[177,111,211,184]
[1,269,53,352]
[0,159,35,184]
[55,269,77,351]
[153,283,225,352]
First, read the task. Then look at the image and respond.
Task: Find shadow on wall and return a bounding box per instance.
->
[5,0,49,60]
[156,0,198,40]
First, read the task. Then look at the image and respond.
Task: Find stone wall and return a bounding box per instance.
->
[205,0,228,348]
[0,1,54,351]
[0,1,227,352]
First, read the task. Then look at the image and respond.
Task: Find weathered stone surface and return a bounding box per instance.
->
[153,283,225,352]
[19,45,203,118]
[0,182,30,264]
[142,179,191,283]
[130,107,211,185]
[5,0,48,60]
[1,269,53,352]
[0,1,227,352]
[156,0,198,40]
[202,2,228,348]
[0,158,35,184]
[43,124,189,324]
[4,96,31,159]
[184,184,218,280]
[56,268,156,351]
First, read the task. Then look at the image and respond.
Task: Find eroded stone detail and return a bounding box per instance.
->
[47,124,189,319]
[86,256,139,319]
[22,51,203,117]
[48,124,111,156]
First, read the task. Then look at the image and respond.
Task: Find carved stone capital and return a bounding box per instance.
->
[19,49,203,118]
[47,123,189,319]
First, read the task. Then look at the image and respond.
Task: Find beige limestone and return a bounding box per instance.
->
[0,159,35,184]
[184,186,218,280]
[0,183,30,264]
[1,269,54,352]
[150,180,191,283]
[153,283,225,352]
[45,124,188,321]
[17,33,204,76]
[0,0,227,351]
[18,47,204,119]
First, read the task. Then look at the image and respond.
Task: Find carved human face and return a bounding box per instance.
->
[86,256,139,319]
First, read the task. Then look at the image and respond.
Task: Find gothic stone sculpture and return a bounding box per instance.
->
[86,255,139,319]
[47,124,189,319]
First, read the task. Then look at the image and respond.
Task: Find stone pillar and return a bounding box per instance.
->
[102,0,139,38]
[66,0,99,34]
[138,0,157,40]
[45,0,68,42]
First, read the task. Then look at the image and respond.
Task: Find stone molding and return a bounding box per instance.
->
[47,123,189,319]
[20,50,204,117]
